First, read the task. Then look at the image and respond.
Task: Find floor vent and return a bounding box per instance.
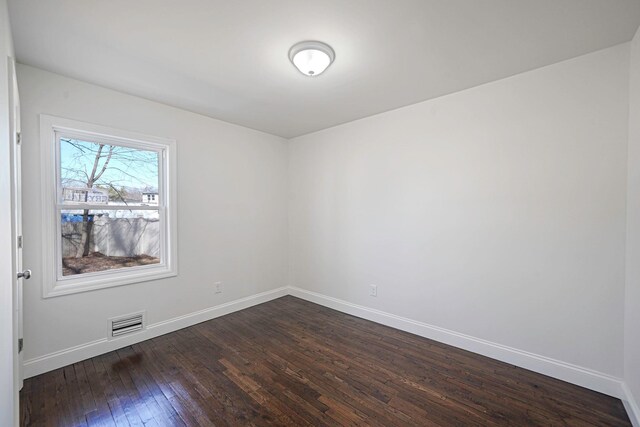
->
[110,312,145,338]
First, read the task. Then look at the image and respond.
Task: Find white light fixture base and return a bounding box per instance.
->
[289,41,335,77]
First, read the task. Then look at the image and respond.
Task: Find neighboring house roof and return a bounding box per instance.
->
[142,189,158,194]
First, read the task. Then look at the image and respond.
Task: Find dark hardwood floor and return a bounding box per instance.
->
[20,296,631,426]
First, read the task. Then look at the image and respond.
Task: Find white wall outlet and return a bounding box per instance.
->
[215,281,223,294]
[369,284,378,297]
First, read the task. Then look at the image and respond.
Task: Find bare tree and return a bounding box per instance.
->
[77,143,114,257]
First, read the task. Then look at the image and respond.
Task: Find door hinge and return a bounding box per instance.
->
[17,235,22,249]
[18,338,23,353]
[16,132,21,145]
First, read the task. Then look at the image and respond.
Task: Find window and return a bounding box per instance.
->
[40,115,177,297]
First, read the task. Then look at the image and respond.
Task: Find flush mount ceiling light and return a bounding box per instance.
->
[289,41,335,77]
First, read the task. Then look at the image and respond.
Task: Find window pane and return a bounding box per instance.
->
[59,138,159,206]
[60,209,160,276]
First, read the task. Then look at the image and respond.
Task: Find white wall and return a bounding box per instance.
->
[289,45,630,379]
[18,65,288,369]
[0,0,16,424]
[625,27,640,424]
[14,29,638,423]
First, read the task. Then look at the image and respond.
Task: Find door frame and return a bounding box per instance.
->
[8,55,23,422]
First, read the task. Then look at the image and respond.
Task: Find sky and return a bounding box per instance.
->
[60,138,159,192]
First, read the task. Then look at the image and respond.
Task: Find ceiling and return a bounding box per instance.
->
[8,1,640,138]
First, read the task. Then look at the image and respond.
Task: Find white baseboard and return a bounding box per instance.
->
[22,284,635,424]
[23,287,288,379]
[622,383,640,427]
[287,286,626,400]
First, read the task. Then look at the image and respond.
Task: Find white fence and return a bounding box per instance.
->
[61,216,160,258]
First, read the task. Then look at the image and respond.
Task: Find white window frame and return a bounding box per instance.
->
[40,115,178,298]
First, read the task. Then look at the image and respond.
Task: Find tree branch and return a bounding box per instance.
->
[92,145,114,183]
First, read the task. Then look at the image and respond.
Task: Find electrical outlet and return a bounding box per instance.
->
[215,282,223,294]
[369,284,377,297]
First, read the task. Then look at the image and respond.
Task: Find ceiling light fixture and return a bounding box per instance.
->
[289,41,335,77]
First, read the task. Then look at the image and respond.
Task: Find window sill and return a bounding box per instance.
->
[43,265,178,298]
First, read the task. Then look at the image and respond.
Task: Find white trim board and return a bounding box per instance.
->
[23,287,288,379]
[622,383,640,427]
[287,286,626,400]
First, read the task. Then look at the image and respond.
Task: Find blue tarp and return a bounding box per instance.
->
[61,213,94,223]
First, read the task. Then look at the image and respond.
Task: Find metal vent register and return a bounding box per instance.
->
[110,313,144,338]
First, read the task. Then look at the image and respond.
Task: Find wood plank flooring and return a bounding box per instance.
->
[20,296,631,426]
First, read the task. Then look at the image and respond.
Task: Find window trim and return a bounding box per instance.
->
[40,115,178,298]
